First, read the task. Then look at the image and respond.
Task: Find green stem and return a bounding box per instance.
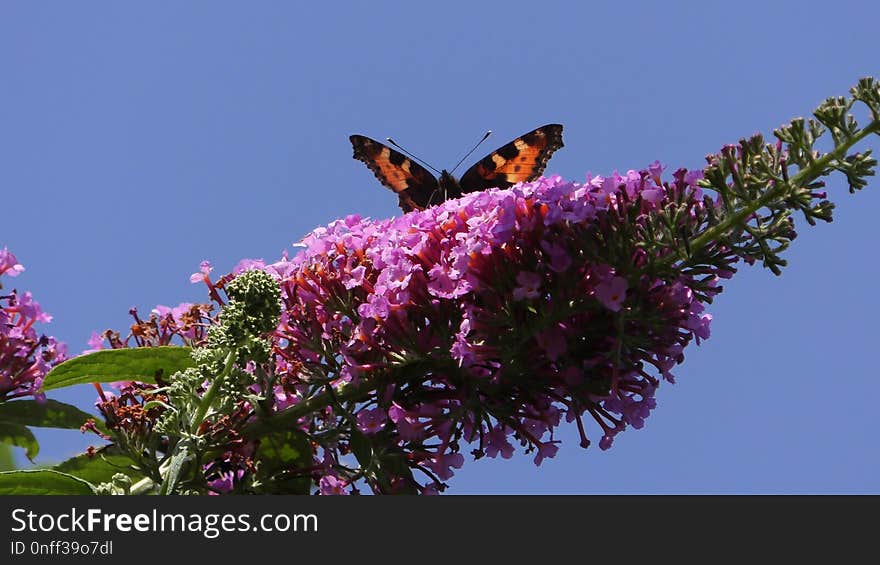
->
[155,351,236,495]
[156,450,176,496]
[242,378,377,438]
[672,119,879,266]
[190,350,236,434]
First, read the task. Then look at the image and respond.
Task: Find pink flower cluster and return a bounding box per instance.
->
[227,165,721,493]
[0,248,67,401]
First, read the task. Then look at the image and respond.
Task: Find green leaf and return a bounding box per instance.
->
[0,443,14,471]
[349,430,418,494]
[349,428,372,467]
[253,428,313,494]
[0,469,95,495]
[54,446,145,485]
[42,346,195,391]
[0,399,97,429]
[0,422,39,461]
[160,439,191,495]
[376,452,419,495]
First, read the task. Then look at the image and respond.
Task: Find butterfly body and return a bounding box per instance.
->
[437,170,463,201]
[350,124,564,212]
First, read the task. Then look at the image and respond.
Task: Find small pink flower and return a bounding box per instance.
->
[0,247,24,277]
[641,187,666,204]
[319,475,350,495]
[189,260,213,283]
[85,331,106,353]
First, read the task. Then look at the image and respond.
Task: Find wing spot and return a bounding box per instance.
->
[389,150,406,166]
[497,143,519,160]
[491,154,507,168]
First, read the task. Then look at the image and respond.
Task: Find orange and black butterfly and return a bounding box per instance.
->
[350,124,564,212]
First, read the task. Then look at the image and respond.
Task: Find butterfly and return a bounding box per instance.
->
[350,124,564,212]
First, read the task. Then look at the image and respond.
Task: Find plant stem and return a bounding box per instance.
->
[243,378,376,438]
[670,119,879,266]
[190,350,236,434]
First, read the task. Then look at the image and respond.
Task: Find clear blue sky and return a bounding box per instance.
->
[2,2,877,493]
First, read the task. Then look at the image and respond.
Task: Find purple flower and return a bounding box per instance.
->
[425,452,464,480]
[540,240,572,273]
[95,158,739,494]
[152,303,194,324]
[484,425,515,459]
[0,251,66,401]
[641,186,666,205]
[233,258,267,274]
[0,248,25,277]
[356,407,387,434]
[15,292,51,323]
[595,175,620,209]
[189,260,213,283]
[648,160,665,179]
[595,276,628,311]
[388,402,424,441]
[513,271,542,301]
[451,316,477,368]
[357,295,390,319]
[533,441,560,466]
[536,324,567,361]
[87,331,105,351]
[426,263,458,298]
[319,475,349,495]
[257,168,725,492]
[343,265,367,289]
[684,310,712,342]
[207,469,245,494]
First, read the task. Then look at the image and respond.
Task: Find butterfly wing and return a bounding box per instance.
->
[458,124,564,193]
[350,134,439,212]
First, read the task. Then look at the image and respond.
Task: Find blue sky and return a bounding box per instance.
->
[1,1,877,493]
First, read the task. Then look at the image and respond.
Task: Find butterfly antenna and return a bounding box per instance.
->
[386,137,441,174]
[450,130,492,174]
